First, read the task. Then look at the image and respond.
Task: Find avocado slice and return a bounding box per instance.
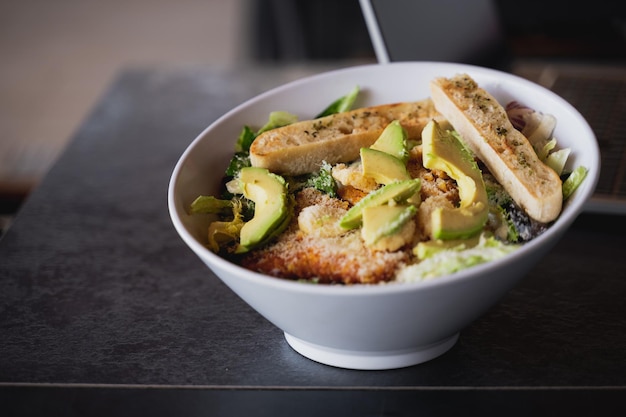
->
[235,167,291,253]
[361,204,417,250]
[339,179,420,229]
[422,120,488,240]
[360,147,411,185]
[370,120,410,163]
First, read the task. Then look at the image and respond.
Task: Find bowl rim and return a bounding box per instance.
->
[168,61,600,296]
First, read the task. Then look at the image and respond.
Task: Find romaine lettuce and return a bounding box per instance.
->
[397,233,518,282]
[562,166,588,200]
[315,86,360,118]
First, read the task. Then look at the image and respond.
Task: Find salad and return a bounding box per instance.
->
[190,79,587,284]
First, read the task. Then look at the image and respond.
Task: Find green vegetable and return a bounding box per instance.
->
[562,166,588,200]
[537,137,557,161]
[305,161,337,197]
[414,234,482,260]
[496,204,520,242]
[257,111,298,135]
[485,176,545,243]
[339,179,421,230]
[189,195,232,214]
[398,233,518,281]
[225,152,251,177]
[369,120,410,164]
[546,148,571,176]
[223,181,256,220]
[235,126,256,153]
[315,86,360,118]
[235,167,292,254]
[207,200,246,252]
[421,121,488,240]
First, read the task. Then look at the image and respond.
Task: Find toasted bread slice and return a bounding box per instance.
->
[249,99,442,176]
[430,74,562,223]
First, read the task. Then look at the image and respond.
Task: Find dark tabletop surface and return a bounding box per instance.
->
[1,66,625,416]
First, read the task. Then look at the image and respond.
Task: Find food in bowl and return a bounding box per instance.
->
[188,73,587,285]
[169,63,598,369]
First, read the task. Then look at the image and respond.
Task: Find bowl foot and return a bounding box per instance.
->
[284,332,459,370]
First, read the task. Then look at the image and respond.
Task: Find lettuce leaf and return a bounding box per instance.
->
[397,233,518,282]
[257,111,298,135]
[315,85,360,118]
[562,166,588,200]
[189,195,232,214]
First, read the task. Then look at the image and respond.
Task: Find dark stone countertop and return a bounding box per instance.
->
[1,66,625,416]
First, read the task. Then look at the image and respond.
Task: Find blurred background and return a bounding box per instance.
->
[1,0,624,228]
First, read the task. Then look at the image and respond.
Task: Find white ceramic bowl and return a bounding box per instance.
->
[168,62,599,370]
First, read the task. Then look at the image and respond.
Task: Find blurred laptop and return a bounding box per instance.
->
[359,0,626,214]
